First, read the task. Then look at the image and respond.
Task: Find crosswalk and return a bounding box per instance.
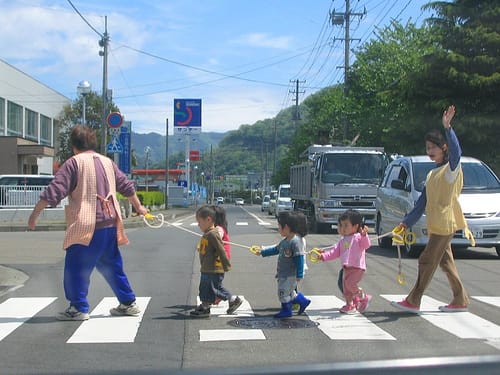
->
[1,295,500,347]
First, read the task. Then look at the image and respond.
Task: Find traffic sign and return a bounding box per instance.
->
[107,112,123,128]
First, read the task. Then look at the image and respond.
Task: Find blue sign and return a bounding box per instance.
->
[118,121,131,174]
[174,99,201,134]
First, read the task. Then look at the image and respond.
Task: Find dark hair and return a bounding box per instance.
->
[213,205,228,232]
[70,125,97,151]
[291,211,308,237]
[196,205,216,221]
[425,129,449,161]
[338,209,363,232]
[277,211,300,234]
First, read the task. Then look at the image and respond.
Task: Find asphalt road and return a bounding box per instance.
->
[1,205,500,374]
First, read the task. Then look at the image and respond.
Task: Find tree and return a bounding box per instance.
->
[56,91,119,163]
[414,0,500,171]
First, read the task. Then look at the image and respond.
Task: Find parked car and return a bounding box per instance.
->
[261,195,270,212]
[235,197,244,206]
[375,155,500,257]
[216,196,224,205]
[268,190,278,216]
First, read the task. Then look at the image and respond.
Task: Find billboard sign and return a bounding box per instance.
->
[174,99,201,134]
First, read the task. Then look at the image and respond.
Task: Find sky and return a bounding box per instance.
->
[0,0,434,134]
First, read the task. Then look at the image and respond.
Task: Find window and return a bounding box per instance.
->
[7,101,22,136]
[40,114,52,146]
[25,109,38,141]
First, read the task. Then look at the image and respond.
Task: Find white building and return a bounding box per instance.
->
[0,59,70,175]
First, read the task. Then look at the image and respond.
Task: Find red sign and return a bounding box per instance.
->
[189,150,200,161]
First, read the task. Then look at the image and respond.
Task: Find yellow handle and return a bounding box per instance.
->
[308,248,322,263]
[249,245,261,255]
[397,273,406,285]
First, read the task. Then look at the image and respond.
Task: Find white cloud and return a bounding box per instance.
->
[231,32,292,50]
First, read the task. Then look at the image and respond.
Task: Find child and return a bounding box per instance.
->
[292,211,308,311]
[212,205,232,305]
[190,205,242,318]
[252,211,310,318]
[391,105,471,314]
[319,209,371,314]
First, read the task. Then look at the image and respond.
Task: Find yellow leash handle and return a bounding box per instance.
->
[307,248,323,263]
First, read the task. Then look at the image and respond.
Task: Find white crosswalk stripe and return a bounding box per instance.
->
[0,297,56,341]
[67,297,151,344]
[306,295,396,340]
[382,294,500,345]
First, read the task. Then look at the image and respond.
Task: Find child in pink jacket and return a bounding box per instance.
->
[320,209,371,314]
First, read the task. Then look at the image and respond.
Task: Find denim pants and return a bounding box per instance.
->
[64,227,136,313]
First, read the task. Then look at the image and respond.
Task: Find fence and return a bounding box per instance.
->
[0,185,63,208]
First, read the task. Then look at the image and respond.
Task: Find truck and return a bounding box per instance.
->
[290,145,389,233]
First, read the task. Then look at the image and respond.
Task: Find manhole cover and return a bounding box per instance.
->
[228,317,319,329]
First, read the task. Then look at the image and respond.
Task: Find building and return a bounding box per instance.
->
[0,59,70,175]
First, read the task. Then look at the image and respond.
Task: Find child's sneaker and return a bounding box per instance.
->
[110,301,141,316]
[357,294,372,313]
[226,296,243,314]
[339,304,357,314]
[190,304,210,318]
[56,305,90,321]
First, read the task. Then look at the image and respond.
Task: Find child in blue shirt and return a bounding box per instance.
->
[252,211,310,318]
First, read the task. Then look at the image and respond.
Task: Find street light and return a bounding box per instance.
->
[77,81,92,125]
[145,146,151,192]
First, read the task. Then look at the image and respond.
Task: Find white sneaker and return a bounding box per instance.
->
[56,306,90,321]
[110,301,141,316]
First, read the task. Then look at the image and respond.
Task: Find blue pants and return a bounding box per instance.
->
[199,273,232,304]
[63,227,136,313]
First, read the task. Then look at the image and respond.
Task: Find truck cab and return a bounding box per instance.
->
[290,145,389,233]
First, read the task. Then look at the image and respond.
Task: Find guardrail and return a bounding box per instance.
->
[0,184,61,208]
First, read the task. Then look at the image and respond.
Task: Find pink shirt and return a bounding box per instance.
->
[321,233,371,270]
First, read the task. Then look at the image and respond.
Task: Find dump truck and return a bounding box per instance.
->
[290,145,389,233]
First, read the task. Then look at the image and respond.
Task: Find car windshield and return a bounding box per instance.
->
[412,161,500,192]
[321,153,387,184]
[279,187,290,198]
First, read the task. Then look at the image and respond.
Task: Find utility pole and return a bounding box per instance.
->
[99,16,110,155]
[331,0,365,140]
[289,79,305,121]
[165,118,169,209]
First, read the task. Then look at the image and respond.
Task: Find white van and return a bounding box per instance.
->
[275,184,293,217]
[0,174,54,208]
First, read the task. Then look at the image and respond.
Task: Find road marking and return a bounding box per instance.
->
[235,222,248,226]
[200,329,265,341]
[306,295,396,340]
[383,294,500,340]
[67,297,151,343]
[197,296,254,317]
[258,222,272,226]
[0,297,57,341]
[472,296,500,308]
[197,296,264,341]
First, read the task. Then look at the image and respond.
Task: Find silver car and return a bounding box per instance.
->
[375,155,500,257]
